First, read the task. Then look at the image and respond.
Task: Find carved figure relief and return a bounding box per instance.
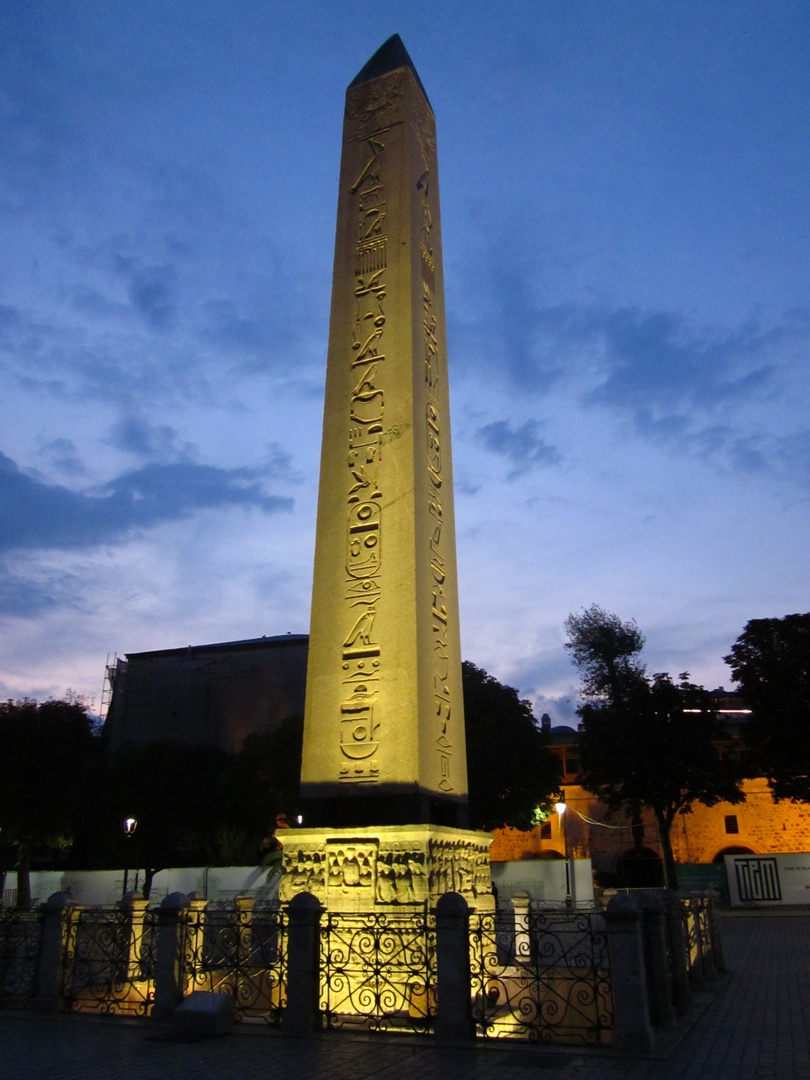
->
[326,842,377,900]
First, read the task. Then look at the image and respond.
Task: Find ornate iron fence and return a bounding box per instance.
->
[470,908,614,1045]
[320,907,436,1033]
[62,905,156,1016]
[183,902,286,1024]
[0,909,42,1007]
[681,895,711,984]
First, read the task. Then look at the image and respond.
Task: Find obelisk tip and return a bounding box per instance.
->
[348,34,431,106]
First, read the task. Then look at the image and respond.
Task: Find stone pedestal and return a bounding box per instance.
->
[279,824,494,912]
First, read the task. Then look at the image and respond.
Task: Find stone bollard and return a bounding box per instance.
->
[121,892,150,981]
[604,894,654,1054]
[283,891,323,1035]
[435,892,474,1042]
[150,892,191,1021]
[706,888,727,973]
[662,890,692,1014]
[34,892,77,1013]
[638,892,676,1029]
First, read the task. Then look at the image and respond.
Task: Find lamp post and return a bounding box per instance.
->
[122,817,137,898]
[555,799,572,908]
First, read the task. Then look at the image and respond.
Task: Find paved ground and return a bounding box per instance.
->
[2,913,809,1080]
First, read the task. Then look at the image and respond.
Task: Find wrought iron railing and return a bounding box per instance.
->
[0,909,42,1007]
[470,908,614,1045]
[183,903,286,1024]
[320,907,436,1033]
[61,905,156,1017]
[681,895,712,984]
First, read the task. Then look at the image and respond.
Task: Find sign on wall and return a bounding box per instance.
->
[726,853,810,906]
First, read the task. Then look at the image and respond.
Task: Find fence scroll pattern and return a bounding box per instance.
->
[0,910,42,1006]
[470,909,613,1045]
[62,906,156,1017]
[320,908,436,1033]
[183,904,286,1024]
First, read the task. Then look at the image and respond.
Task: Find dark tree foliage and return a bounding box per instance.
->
[725,613,810,801]
[222,714,304,838]
[103,742,232,897]
[0,696,101,908]
[566,606,744,888]
[462,661,561,831]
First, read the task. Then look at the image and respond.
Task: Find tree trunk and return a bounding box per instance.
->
[655,810,679,890]
[16,849,32,910]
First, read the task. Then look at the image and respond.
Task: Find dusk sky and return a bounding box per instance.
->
[2,2,808,724]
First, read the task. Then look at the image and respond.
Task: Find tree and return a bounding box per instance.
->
[462,661,561,830]
[724,613,810,801]
[221,714,305,853]
[566,606,744,888]
[103,742,231,898]
[0,695,101,907]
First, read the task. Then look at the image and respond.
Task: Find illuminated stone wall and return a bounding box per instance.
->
[491,779,810,870]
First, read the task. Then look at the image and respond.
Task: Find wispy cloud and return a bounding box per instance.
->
[476,419,562,478]
[0,451,292,555]
[104,416,196,462]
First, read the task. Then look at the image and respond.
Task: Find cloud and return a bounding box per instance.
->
[586,308,778,421]
[115,260,178,332]
[476,419,562,478]
[0,451,292,555]
[104,416,196,461]
[40,438,87,477]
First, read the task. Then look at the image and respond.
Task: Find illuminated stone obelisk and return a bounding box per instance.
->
[284,36,492,911]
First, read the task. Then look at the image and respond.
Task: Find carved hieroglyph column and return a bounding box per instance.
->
[301,36,467,829]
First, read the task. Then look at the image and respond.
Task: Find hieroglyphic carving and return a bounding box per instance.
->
[344,71,405,141]
[339,127,392,784]
[414,104,453,794]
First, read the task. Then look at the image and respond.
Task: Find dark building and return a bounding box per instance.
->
[104,634,308,756]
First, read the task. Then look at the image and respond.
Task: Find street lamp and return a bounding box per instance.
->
[555,800,571,908]
[122,817,137,897]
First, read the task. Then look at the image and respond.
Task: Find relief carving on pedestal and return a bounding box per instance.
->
[326,841,378,902]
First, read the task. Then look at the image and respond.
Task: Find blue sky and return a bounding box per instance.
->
[2,1,808,723]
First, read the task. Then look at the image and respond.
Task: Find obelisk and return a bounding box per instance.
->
[286,36,492,911]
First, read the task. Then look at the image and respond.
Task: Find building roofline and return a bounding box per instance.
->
[125,634,309,661]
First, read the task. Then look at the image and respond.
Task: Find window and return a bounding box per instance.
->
[565,756,580,776]
[725,815,739,835]
[540,822,552,839]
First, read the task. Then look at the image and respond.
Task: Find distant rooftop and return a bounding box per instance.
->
[126,634,308,661]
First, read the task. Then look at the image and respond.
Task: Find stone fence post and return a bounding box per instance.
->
[638,892,676,1029]
[151,891,191,1021]
[435,892,474,1041]
[34,892,77,1013]
[604,893,654,1053]
[662,890,692,1015]
[283,891,323,1035]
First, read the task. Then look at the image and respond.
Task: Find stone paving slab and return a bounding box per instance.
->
[2,914,808,1080]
